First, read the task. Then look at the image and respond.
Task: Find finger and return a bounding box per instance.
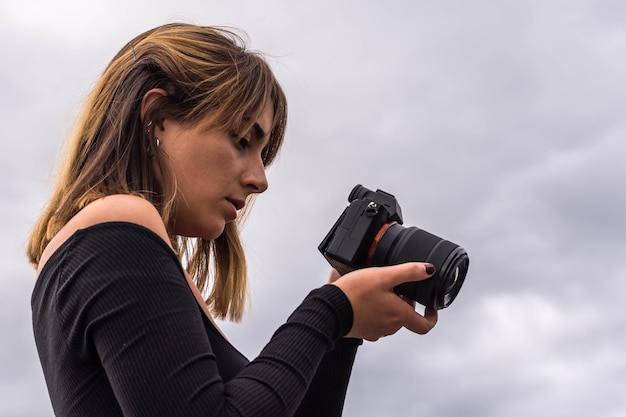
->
[326,268,341,283]
[382,262,436,287]
[402,306,438,335]
[398,294,416,309]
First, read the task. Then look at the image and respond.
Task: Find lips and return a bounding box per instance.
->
[227,198,245,211]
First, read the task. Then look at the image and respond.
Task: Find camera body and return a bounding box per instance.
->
[319,185,469,310]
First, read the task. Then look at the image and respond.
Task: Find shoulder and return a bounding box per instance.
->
[37,195,172,276]
[76,195,169,241]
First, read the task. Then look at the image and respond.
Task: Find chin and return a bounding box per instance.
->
[202,223,227,241]
[175,221,225,241]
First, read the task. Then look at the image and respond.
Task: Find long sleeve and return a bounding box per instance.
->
[32,222,356,417]
[294,338,362,417]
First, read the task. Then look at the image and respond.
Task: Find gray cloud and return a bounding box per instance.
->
[2,1,625,416]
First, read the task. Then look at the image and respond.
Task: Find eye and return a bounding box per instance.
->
[238,137,251,149]
[231,133,251,150]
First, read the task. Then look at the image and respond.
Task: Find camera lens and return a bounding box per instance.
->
[369,223,469,310]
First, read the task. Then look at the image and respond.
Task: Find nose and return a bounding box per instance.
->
[243,157,268,194]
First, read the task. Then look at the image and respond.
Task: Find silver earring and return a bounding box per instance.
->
[146,121,160,156]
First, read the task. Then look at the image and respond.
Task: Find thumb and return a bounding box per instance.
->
[382,262,436,288]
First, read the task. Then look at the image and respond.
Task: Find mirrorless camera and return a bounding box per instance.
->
[318,185,469,310]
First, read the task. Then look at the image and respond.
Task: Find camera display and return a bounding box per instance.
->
[318,185,469,310]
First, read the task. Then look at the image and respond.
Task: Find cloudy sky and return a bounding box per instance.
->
[2,0,625,416]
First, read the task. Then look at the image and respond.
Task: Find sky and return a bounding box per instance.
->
[1,0,625,416]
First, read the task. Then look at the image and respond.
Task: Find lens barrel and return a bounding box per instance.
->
[370,223,469,310]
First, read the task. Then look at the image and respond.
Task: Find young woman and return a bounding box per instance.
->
[27,23,438,417]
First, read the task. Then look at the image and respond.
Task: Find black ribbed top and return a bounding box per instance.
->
[32,222,361,416]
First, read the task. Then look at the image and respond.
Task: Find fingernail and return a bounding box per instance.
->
[425,263,436,275]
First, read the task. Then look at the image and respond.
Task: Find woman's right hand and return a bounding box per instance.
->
[331,263,438,341]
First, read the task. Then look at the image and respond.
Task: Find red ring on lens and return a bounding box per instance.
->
[366,222,397,265]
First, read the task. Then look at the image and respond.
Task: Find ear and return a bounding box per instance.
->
[140,88,168,123]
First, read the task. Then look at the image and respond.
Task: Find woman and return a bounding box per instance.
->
[27,23,438,417]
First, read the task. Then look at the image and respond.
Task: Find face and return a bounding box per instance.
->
[158,104,273,240]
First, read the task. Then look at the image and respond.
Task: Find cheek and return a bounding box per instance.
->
[172,154,230,205]
[168,149,210,188]
[165,135,238,193]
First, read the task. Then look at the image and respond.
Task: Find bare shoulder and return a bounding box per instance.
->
[75,194,169,242]
[36,195,171,276]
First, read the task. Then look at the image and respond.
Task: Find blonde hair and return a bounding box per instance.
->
[26,23,287,321]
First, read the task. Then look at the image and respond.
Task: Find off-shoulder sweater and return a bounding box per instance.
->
[32,222,361,417]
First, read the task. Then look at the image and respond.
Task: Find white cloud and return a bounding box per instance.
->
[3,1,626,416]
